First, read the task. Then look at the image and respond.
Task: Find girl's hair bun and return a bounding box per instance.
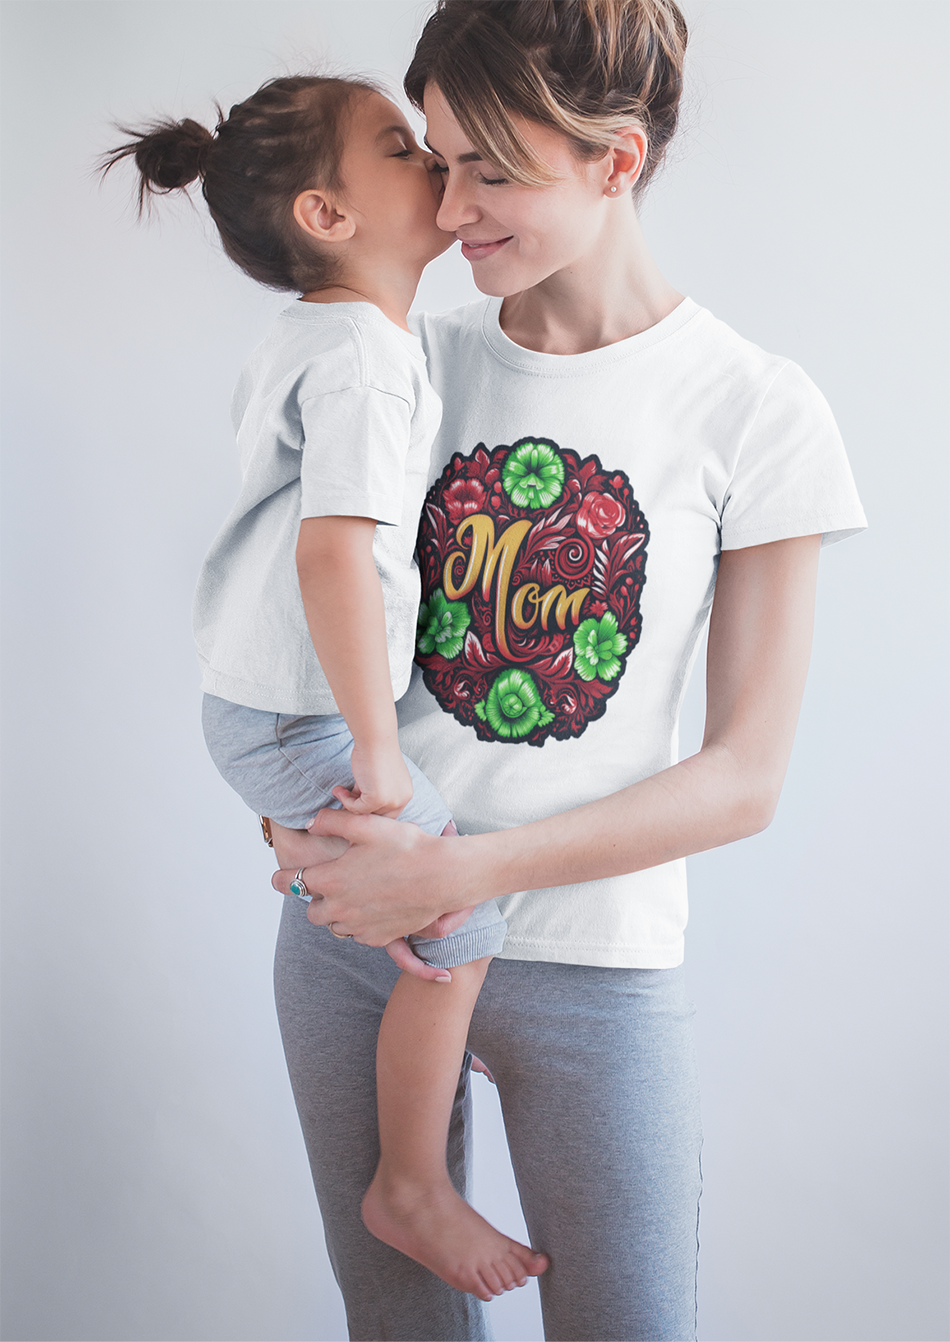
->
[100,75,380,292]
[99,117,215,211]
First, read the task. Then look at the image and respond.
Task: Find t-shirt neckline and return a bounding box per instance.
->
[283,299,425,357]
[480,294,701,375]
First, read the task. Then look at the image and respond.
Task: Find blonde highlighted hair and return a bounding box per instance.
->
[405,0,687,189]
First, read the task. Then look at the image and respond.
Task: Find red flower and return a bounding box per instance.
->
[444,477,488,526]
[576,492,626,540]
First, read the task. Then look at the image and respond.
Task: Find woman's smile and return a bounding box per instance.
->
[458,236,513,261]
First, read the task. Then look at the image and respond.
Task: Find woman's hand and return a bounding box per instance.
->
[271,811,479,949]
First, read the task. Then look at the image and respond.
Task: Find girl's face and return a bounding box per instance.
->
[340,92,451,267]
[423,84,613,297]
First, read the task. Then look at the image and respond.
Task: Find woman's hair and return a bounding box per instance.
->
[404,0,687,191]
[99,75,380,292]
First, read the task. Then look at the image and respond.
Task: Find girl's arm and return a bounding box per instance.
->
[274,534,822,942]
[297,515,412,817]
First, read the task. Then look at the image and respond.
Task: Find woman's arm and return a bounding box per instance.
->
[274,534,822,944]
[297,515,412,816]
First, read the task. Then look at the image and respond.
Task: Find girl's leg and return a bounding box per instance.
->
[362,960,549,1301]
[469,959,703,1342]
[274,895,491,1342]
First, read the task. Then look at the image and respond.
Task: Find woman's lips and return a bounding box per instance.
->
[460,237,512,262]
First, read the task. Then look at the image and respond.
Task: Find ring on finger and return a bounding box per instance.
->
[289,869,311,902]
[328,922,353,940]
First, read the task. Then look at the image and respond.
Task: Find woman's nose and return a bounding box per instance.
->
[436,173,479,232]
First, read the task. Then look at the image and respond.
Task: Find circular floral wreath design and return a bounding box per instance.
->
[415,436,649,746]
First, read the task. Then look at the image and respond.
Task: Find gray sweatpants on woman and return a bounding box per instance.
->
[275,895,703,1342]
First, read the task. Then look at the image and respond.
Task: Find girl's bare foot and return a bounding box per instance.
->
[361,1172,549,1301]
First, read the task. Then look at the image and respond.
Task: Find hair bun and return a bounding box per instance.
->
[99,116,214,210]
[134,117,213,190]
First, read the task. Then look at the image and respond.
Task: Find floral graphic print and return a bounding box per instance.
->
[416,436,649,746]
[501,441,566,511]
[573,613,628,682]
[475,669,554,740]
[417,589,471,660]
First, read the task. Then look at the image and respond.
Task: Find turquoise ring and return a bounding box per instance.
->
[290,868,311,902]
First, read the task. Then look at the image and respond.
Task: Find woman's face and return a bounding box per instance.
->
[423,84,614,297]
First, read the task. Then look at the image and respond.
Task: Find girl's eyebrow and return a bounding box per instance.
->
[424,137,482,164]
[376,124,411,142]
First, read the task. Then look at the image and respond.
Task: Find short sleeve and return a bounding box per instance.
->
[298,386,412,525]
[720,361,867,550]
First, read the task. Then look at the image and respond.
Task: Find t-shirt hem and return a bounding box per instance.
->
[199,661,411,717]
[721,515,868,550]
[497,935,685,970]
[299,491,402,526]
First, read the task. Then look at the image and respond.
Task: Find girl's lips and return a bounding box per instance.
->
[459,236,512,262]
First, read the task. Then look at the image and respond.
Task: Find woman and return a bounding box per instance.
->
[270,2,866,1339]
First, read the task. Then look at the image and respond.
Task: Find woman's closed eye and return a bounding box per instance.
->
[430,162,508,186]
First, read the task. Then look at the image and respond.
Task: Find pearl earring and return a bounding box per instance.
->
[609,186,617,193]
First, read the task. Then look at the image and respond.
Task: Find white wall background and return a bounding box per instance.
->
[1,3,947,1340]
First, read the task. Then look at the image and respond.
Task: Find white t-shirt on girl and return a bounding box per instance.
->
[399,297,867,969]
[194,301,441,716]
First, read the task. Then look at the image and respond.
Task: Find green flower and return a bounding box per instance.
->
[501,441,565,510]
[417,588,470,660]
[475,668,554,740]
[573,613,628,682]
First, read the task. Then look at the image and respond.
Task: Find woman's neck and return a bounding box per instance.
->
[499,205,684,356]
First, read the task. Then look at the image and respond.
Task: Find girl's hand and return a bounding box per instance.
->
[333,741,413,818]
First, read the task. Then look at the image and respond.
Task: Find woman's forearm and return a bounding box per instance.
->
[452,741,776,905]
[286,536,820,945]
[291,737,785,943]
[453,537,819,904]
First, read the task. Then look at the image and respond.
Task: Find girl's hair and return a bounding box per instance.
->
[404,0,687,191]
[99,75,380,292]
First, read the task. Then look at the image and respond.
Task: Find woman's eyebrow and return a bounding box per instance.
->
[376,124,410,142]
[424,137,482,164]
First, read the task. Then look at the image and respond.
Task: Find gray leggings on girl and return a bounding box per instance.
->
[274,895,703,1342]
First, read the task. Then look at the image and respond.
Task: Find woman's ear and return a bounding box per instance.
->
[293,189,356,244]
[603,126,649,196]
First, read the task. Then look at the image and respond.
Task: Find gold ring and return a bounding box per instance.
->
[328,922,353,940]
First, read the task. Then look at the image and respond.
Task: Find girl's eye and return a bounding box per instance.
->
[393,148,413,159]
[432,162,449,175]
[477,175,509,186]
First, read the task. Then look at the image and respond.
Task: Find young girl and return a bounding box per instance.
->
[101,74,548,1302]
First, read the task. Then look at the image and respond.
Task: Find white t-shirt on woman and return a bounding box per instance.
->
[399,297,866,968]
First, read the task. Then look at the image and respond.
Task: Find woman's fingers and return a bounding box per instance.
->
[271,867,304,897]
[385,938,452,982]
[469,1054,496,1084]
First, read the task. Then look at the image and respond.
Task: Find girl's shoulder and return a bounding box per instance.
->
[243,302,427,404]
[411,299,489,361]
